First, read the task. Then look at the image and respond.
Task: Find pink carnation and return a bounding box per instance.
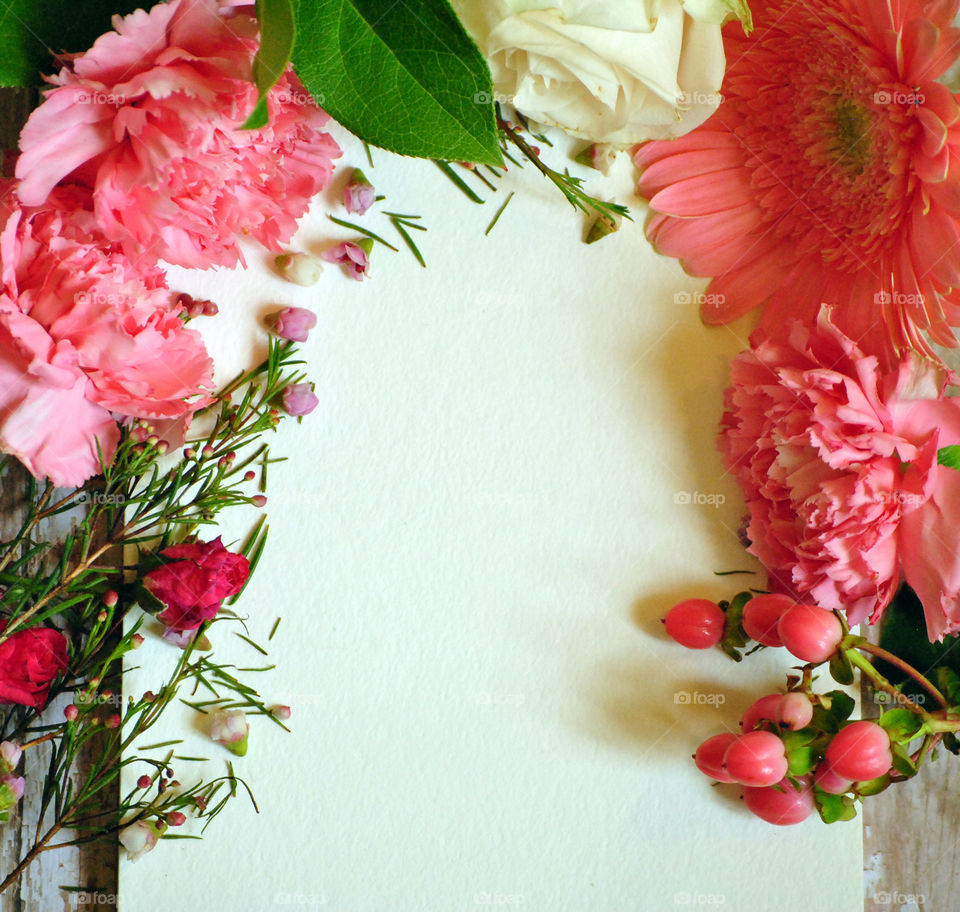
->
[719,307,960,632]
[15,0,341,270]
[0,183,213,486]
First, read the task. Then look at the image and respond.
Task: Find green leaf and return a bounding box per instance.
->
[810,691,856,733]
[786,745,816,777]
[828,650,855,686]
[242,0,296,130]
[878,585,956,705]
[890,743,918,778]
[878,708,923,744]
[813,788,857,824]
[943,732,960,756]
[856,774,891,797]
[291,0,501,165]
[938,445,960,472]
[0,1,145,86]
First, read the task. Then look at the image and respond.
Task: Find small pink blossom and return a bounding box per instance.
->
[119,818,165,862]
[0,741,21,773]
[209,709,249,756]
[322,240,371,281]
[15,0,341,270]
[271,306,318,343]
[282,382,318,417]
[1,775,24,802]
[343,169,376,215]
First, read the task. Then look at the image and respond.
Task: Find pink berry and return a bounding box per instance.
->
[813,762,853,795]
[825,721,892,781]
[742,777,815,825]
[777,603,843,663]
[694,733,738,782]
[777,692,814,731]
[663,599,726,649]
[740,694,783,732]
[742,593,793,647]
[723,731,788,787]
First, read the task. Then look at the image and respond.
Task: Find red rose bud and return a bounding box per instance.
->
[270,306,318,343]
[343,168,376,215]
[143,537,249,633]
[281,382,319,417]
[322,239,372,280]
[0,626,69,709]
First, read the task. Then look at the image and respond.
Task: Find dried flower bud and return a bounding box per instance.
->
[275,252,323,287]
[585,212,621,245]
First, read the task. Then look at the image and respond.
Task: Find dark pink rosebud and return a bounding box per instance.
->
[322,239,372,281]
[142,537,250,633]
[281,382,318,417]
[271,306,318,343]
[343,168,376,215]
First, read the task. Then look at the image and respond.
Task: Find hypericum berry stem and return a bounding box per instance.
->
[842,640,946,710]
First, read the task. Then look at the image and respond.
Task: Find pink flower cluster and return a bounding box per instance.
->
[719,309,960,640]
[0,0,339,486]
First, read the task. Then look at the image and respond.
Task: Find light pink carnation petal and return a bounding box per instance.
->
[15,89,115,205]
[0,312,118,486]
[901,464,960,641]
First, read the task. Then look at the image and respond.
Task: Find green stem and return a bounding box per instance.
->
[850,641,947,709]
[845,648,933,717]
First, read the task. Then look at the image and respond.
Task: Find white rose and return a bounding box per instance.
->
[454,0,751,144]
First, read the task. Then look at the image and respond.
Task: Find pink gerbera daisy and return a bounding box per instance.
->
[635,0,960,366]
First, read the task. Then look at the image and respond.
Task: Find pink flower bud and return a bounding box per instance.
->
[0,741,22,773]
[65,704,79,721]
[166,811,187,827]
[251,494,268,508]
[270,306,318,343]
[1,774,25,802]
[105,714,122,729]
[343,168,376,215]
[271,705,292,721]
[104,590,119,608]
[130,633,145,649]
[209,710,249,756]
[137,775,152,790]
[322,239,372,281]
[119,819,165,862]
[244,470,256,482]
[275,252,323,287]
[281,382,319,417]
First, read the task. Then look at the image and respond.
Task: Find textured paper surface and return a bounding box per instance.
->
[120,133,862,912]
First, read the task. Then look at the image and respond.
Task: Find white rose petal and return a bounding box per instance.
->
[453,0,738,144]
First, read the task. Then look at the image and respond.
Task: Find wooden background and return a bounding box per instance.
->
[0,87,951,912]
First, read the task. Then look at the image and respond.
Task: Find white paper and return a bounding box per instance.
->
[120,130,862,911]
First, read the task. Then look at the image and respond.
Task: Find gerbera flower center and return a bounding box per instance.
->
[722,5,916,266]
